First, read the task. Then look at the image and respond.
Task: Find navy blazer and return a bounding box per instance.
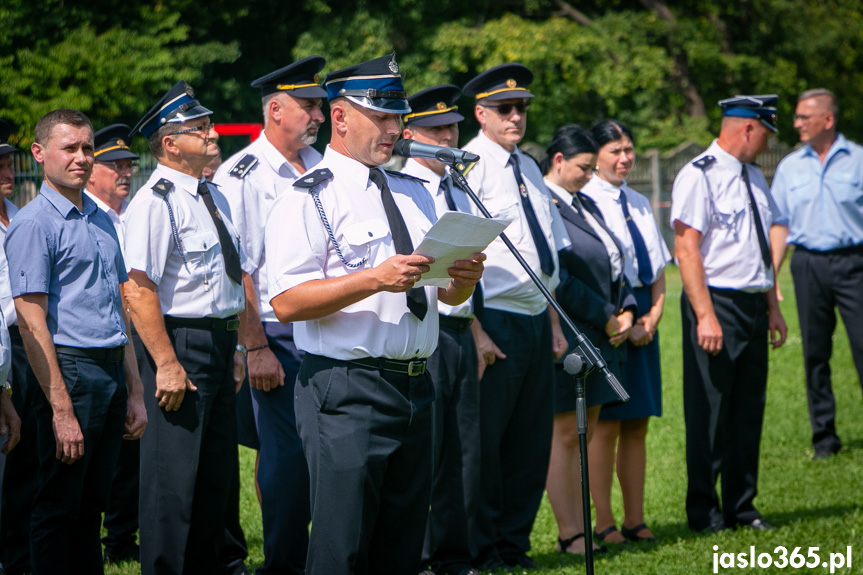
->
[554,192,638,364]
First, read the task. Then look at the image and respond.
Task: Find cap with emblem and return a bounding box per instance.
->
[463,63,535,102]
[324,52,410,114]
[251,56,328,99]
[719,94,779,133]
[0,119,17,156]
[94,124,140,162]
[130,80,213,139]
[403,84,464,127]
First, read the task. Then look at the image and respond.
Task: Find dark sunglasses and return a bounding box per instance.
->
[480,102,530,116]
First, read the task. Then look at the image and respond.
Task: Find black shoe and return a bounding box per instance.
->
[502,553,535,569]
[741,518,775,532]
[476,555,509,573]
[104,543,140,564]
[813,446,840,460]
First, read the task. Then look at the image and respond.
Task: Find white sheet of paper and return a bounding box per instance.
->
[412,211,511,287]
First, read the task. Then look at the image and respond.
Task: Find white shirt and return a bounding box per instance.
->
[0,198,19,326]
[670,140,777,292]
[401,158,473,319]
[266,146,440,360]
[85,190,128,255]
[581,177,670,288]
[124,163,245,318]
[214,131,323,322]
[545,178,624,282]
[462,131,569,316]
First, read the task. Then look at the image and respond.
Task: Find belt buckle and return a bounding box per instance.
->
[407,360,425,377]
[225,318,240,331]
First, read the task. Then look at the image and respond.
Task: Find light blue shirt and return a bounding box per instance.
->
[771,133,863,251]
[4,183,128,348]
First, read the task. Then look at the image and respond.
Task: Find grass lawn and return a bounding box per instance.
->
[107,264,863,575]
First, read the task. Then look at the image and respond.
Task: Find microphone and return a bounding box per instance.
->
[394,139,480,165]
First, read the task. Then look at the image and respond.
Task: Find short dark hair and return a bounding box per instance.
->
[590,119,635,149]
[541,125,598,175]
[34,109,92,145]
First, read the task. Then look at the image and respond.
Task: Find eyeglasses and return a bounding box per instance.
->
[480,102,530,116]
[97,160,139,174]
[794,113,827,122]
[169,122,216,136]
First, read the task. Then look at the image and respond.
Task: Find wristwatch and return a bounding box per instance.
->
[235,344,248,359]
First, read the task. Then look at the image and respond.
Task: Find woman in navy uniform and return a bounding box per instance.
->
[542,125,636,554]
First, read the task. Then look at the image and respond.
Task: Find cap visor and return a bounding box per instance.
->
[97,150,140,162]
[167,104,213,124]
[480,90,534,101]
[0,144,17,156]
[407,111,465,127]
[347,96,411,115]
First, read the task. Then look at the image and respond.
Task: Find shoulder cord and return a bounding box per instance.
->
[159,194,189,269]
[309,188,367,268]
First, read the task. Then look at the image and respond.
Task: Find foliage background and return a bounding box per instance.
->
[2,0,862,153]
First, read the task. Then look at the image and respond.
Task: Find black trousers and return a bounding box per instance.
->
[422,320,481,573]
[682,289,768,530]
[790,246,863,452]
[252,322,309,575]
[139,324,238,575]
[30,353,128,575]
[1,326,38,574]
[296,353,434,575]
[101,330,148,555]
[474,309,553,563]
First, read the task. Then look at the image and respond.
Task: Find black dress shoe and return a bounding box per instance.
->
[813,446,840,460]
[742,518,775,532]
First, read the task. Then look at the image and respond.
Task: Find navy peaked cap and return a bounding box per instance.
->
[403,84,464,127]
[251,56,327,98]
[94,124,139,161]
[131,81,213,139]
[463,63,535,101]
[324,53,410,114]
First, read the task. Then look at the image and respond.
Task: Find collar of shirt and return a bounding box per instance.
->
[40,182,97,218]
[323,145,379,186]
[587,174,625,201]
[544,177,574,206]
[156,163,207,197]
[801,132,850,163]
[403,158,443,191]
[707,139,746,174]
[257,130,309,179]
[475,129,520,168]
[84,190,127,221]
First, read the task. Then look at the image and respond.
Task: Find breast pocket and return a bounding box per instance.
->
[711,194,746,231]
[181,229,220,273]
[827,172,863,206]
[339,219,389,268]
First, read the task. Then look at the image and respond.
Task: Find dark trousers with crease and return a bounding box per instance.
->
[30,353,128,575]
[682,289,768,531]
[296,353,434,575]
[790,246,863,453]
[1,327,38,574]
[474,308,553,563]
[422,321,481,573]
[139,324,238,575]
[252,321,308,575]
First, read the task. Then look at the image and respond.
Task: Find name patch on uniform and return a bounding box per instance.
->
[294,168,334,189]
[151,178,175,197]
[229,154,259,179]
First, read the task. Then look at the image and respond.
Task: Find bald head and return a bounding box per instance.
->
[717,116,771,164]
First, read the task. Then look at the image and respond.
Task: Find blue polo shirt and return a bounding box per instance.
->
[771,133,863,251]
[4,183,128,348]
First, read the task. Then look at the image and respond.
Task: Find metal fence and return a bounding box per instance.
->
[10,140,796,250]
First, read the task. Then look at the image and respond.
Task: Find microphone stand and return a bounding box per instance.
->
[446,157,629,575]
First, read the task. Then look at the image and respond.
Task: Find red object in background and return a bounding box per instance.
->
[215,123,263,142]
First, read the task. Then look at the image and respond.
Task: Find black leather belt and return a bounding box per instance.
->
[439,314,473,332]
[55,345,125,363]
[349,356,427,377]
[164,315,240,331]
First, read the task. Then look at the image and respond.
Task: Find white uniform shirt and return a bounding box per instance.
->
[670,140,777,292]
[545,178,624,282]
[402,158,473,318]
[214,132,323,322]
[580,176,671,287]
[124,163,245,318]
[462,131,569,316]
[0,199,19,326]
[266,146,440,360]
[85,190,128,256]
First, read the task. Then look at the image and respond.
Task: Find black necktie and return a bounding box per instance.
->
[509,154,554,276]
[441,175,457,212]
[369,169,428,321]
[740,165,772,272]
[198,181,242,285]
[618,193,653,286]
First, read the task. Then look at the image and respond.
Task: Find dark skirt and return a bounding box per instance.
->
[599,285,662,420]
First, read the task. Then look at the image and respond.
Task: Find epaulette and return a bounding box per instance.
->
[456,159,479,177]
[384,169,428,184]
[692,155,716,171]
[151,178,175,197]
[294,168,334,189]
[229,154,258,179]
